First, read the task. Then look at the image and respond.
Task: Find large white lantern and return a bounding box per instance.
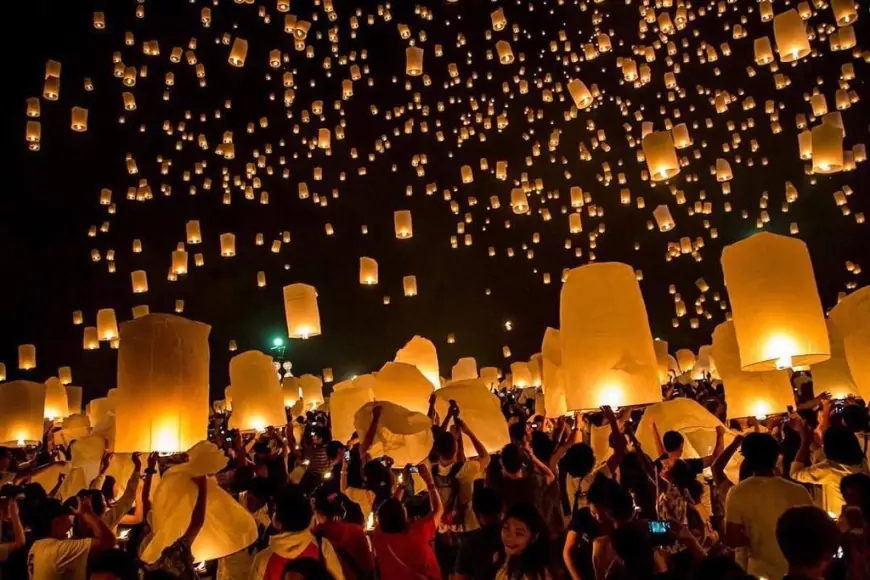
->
[372,362,434,415]
[283,283,321,339]
[299,374,324,409]
[353,401,433,465]
[811,321,859,400]
[435,380,509,454]
[394,335,440,389]
[330,378,375,444]
[541,328,567,416]
[829,288,870,401]
[0,381,45,445]
[228,351,286,432]
[44,377,70,420]
[642,131,680,181]
[451,357,478,382]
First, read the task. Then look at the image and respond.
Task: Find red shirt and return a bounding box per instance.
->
[315,521,375,580]
[373,515,441,580]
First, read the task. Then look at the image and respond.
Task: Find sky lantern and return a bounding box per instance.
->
[394,335,440,389]
[71,107,88,132]
[114,314,210,453]
[754,37,774,65]
[0,381,45,446]
[330,378,375,443]
[642,131,680,181]
[57,366,72,385]
[283,283,321,339]
[96,308,119,341]
[83,327,99,350]
[281,376,299,408]
[713,321,793,419]
[676,349,696,375]
[228,38,248,67]
[171,250,188,275]
[299,374,324,409]
[829,288,870,401]
[132,305,150,319]
[220,233,236,256]
[541,328,567,416]
[653,205,676,232]
[359,257,378,285]
[810,320,860,400]
[452,357,479,382]
[568,79,592,109]
[495,40,514,64]
[510,188,529,214]
[353,401,433,466]
[394,210,413,238]
[435,380,509,453]
[773,9,811,63]
[131,270,148,293]
[811,123,844,174]
[186,221,202,244]
[560,263,660,410]
[653,339,678,385]
[491,8,506,31]
[406,47,423,76]
[831,0,858,26]
[18,344,36,370]
[510,362,532,388]
[403,275,418,297]
[228,351,286,432]
[373,362,434,415]
[65,386,83,416]
[721,232,830,371]
[0,363,5,381]
[43,377,69,420]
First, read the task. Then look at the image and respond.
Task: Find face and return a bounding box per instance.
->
[501,517,533,556]
[51,515,74,539]
[842,485,863,507]
[589,502,610,524]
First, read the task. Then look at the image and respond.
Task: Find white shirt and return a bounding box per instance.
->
[28,538,92,580]
[725,476,813,580]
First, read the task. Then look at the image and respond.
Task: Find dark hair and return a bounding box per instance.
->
[823,425,865,466]
[841,404,870,433]
[247,477,273,503]
[31,498,71,538]
[508,422,527,444]
[313,488,344,520]
[587,475,635,522]
[362,460,391,501]
[670,459,703,503]
[562,443,596,478]
[433,431,457,460]
[325,440,344,461]
[100,476,116,504]
[776,505,841,569]
[501,502,551,577]
[274,489,313,532]
[530,430,555,463]
[282,556,336,580]
[691,555,754,580]
[740,432,780,474]
[376,497,407,534]
[90,548,141,580]
[500,443,525,475]
[611,523,657,579]
[309,424,331,442]
[472,487,503,520]
[662,431,685,453]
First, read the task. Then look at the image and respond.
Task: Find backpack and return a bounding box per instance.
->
[431,462,467,535]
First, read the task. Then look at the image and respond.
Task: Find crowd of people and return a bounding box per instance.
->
[3,371,870,580]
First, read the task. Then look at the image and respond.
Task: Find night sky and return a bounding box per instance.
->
[2,0,868,403]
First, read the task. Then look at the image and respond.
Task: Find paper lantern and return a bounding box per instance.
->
[220,233,236,256]
[653,205,675,232]
[71,107,88,132]
[281,377,300,408]
[394,210,413,238]
[228,351,286,432]
[360,257,378,285]
[510,362,533,388]
[496,40,514,64]
[299,374,324,409]
[322,368,333,383]
[329,379,375,443]
[18,344,36,370]
[811,123,844,174]
[171,251,188,276]
[642,131,680,181]
[832,0,858,26]
[435,380,509,454]
[229,38,248,66]
[282,283,321,339]
[44,377,70,420]
[480,367,500,390]
[511,188,529,214]
[83,327,99,350]
[491,8,506,30]
[186,221,202,244]
[132,305,150,319]
[653,339,672,385]
[829,288,870,401]
[560,263,661,410]
[394,335,440,389]
[721,232,830,371]
[131,270,148,293]
[540,328,567,416]
[372,362,434,415]
[86,397,113,433]
[406,47,423,76]
[715,158,733,181]
[810,321,860,399]
[73,310,84,325]
[672,124,691,148]
[568,79,592,109]
[96,309,119,341]
[0,363,5,381]
[676,350,696,375]
[0,381,45,445]
[754,37,774,65]
[353,401,433,465]
[569,213,582,234]
[403,276,418,297]
[713,321,793,419]
[114,314,210,453]
[452,357,479,382]
[773,9,810,62]
[66,386,83,415]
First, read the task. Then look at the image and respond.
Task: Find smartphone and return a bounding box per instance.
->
[409,466,419,473]
[344,450,351,462]
[647,520,675,546]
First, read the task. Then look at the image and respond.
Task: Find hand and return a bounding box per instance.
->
[715,425,726,438]
[100,451,114,473]
[429,393,437,406]
[416,463,433,487]
[72,495,93,515]
[733,433,745,447]
[131,452,142,472]
[147,451,159,470]
[600,405,617,423]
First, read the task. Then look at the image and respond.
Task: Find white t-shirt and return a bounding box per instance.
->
[28,538,92,580]
[426,459,484,531]
[725,476,813,580]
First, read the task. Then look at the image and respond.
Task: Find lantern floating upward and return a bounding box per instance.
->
[18,344,36,370]
[114,314,211,453]
[395,335,440,389]
[131,270,148,293]
[0,381,45,445]
[405,47,423,76]
[560,263,661,411]
[829,288,870,402]
[773,9,811,63]
[65,386,83,416]
[568,79,593,109]
[330,378,375,444]
[721,232,830,371]
[96,308,119,341]
[44,377,69,420]
[452,357,479,382]
[541,328,567,416]
[360,257,378,285]
[642,131,680,181]
[435,380,509,454]
[299,374,324,409]
[229,351,286,432]
[403,275,418,297]
[811,123,844,174]
[228,38,248,67]
[83,327,99,350]
[373,362,434,416]
[394,210,413,239]
[810,321,860,400]
[0,363,6,381]
[186,221,202,244]
[653,205,675,232]
[283,283,321,339]
[220,233,236,256]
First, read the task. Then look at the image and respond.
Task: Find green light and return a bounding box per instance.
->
[272,337,284,347]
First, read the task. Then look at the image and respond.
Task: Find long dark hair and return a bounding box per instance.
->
[498,502,552,579]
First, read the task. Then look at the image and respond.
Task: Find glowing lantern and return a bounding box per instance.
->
[773,9,810,62]
[496,40,514,64]
[299,374,324,408]
[435,380,510,453]
[354,401,433,466]
[220,233,236,256]
[511,189,529,214]
[511,362,533,388]
[713,321,793,419]
[642,131,680,181]
[394,210,413,238]
[229,38,248,67]
[798,130,813,160]
[66,386,83,416]
[132,305,150,319]
[461,165,474,183]
[282,283,321,339]
[18,344,36,370]
[83,327,99,350]
[676,350,696,375]
[330,378,375,443]
[491,8,506,30]
[560,263,661,410]
[114,314,210,453]
[811,123,844,174]
[0,381,45,445]
[186,221,202,244]
[96,308,119,341]
[403,276,418,297]
[569,213,582,234]
[832,0,858,26]
[716,158,733,181]
[810,321,860,399]
[256,271,266,288]
[360,257,378,285]
[228,351,286,432]
[44,377,69,420]
[568,79,592,109]
[721,232,830,371]
[754,37,774,65]
[373,362,434,415]
[829,288,870,401]
[653,205,676,232]
[540,328,567,416]
[405,47,423,76]
[451,357,478,382]
[71,107,88,132]
[131,270,148,293]
[395,335,440,389]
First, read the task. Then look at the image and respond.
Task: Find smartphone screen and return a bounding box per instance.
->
[648,520,671,535]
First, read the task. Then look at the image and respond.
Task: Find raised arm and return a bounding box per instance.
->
[457,416,490,470]
[602,406,627,475]
[702,425,726,469]
[712,430,743,490]
[140,452,158,519]
[427,393,439,426]
[182,475,208,546]
[417,464,444,527]
[524,440,556,485]
[359,405,383,462]
[73,495,116,556]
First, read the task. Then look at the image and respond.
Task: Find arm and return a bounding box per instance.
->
[601,406,627,475]
[140,452,158,519]
[339,453,349,494]
[790,418,813,476]
[563,531,582,580]
[182,476,208,545]
[673,520,707,562]
[702,426,725,469]
[458,417,490,470]
[525,441,556,485]
[48,472,67,498]
[427,393,438,426]
[817,398,832,439]
[712,431,743,489]
[73,496,116,556]
[117,478,145,526]
[418,464,444,527]
[359,405,383,461]
[0,500,26,558]
[625,426,657,483]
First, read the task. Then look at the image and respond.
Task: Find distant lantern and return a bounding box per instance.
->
[395,335,440,389]
[510,188,529,214]
[0,381,45,445]
[653,205,676,232]
[131,270,149,293]
[229,38,248,67]
[754,37,774,65]
[132,305,150,319]
[460,165,473,183]
[642,131,680,181]
[560,263,660,410]
[65,386,82,415]
[403,275,418,297]
[831,0,858,26]
[283,283,321,339]
[257,271,266,288]
[405,47,423,76]
[713,321,793,419]
[568,79,592,109]
[18,344,36,370]
[721,232,830,371]
[811,123,844,174]
[394,210,413,239]
[114,314,211,453]
[798,130,813,160]
[0,363,5,381]
[96,308,119,341]
[186,221,202,244]
[71,107,88,132]
[773,9,811,62]
[171,250,188,275]
[491,8,506,30]
[43,377,69,420]
[715,158,733,181]
[93,11,105,28]
[299,374,324,408]
[569,213,583,234]
[359,257,378,285]
[220,233,236,256]
[83,327,99,350]
[282,377,300,408]
[495,40,514,64]
[672,124,691,148]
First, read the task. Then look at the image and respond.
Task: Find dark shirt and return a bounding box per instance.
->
[454,523,503,580]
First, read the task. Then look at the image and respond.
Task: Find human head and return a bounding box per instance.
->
[433,431,457,463]
[376,497,408,534]
[669,459,703,502]
[500,443,526,478]
[325,441,345,464]
[840,472,870,511]
[312,488,344,523]
[662,430,685,456]
[273,489,313,533]
[245,477,272,513]
[587,475,634,525]
[89,548,141,580]
[841,404,870,433]
[310,425,330,447]
[471,486,503,525]
[33,498,74,540]
[776,506,841,577]
[561,443,595,479]
[823,425,865,466]
[362,459,391,495]
[740,432,780,475]
[500,502,547,558]
[508,422,527,445]
[530,430,554,464]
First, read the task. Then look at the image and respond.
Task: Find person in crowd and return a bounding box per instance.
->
[250,487,345,580]
[0,449,14,488]
[486,441,554,517]
[776,505,842,580]
[724,432,813,580]
[302,425,333,477]
[495,502,556,580]
[0,492,25,566]
[454,487,504,580]
[312,488,374,580]
[88,548,141,580]
[217,476,273,580]
[372,463,443,580]
[652,424,723,472]
[144,474,207,579]
[584,476,636,580]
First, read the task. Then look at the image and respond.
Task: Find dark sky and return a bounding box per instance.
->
[1,0,867,403]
